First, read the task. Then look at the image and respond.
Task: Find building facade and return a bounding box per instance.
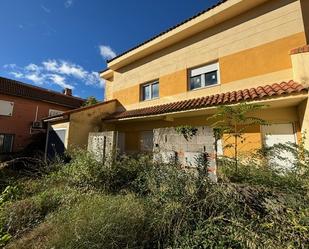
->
[0,77,84,154]
[45,0,309,172]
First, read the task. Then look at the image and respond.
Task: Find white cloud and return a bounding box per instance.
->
[43,60,86,79]
[25,63,41,72]
[41,5,51,13]
[10,72,23,78]
[86,71,105,87]
[99,45,116,60]
[48,74,74,89]
[64,0,73,8]
[25,73,44,85]
[42,60,58,71]
[3,59,103,90]
[4,64,17,69]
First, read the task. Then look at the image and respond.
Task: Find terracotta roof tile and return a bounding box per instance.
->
[0,76,84,108]
[105,81,307,121]
[290,45,309,55]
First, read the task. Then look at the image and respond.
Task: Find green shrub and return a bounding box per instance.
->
[57,150,104,189]
[2,148,309,248]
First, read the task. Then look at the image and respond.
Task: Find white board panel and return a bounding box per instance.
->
[261,123,296,169]
[49,109,64,117]
[0,100,14,116]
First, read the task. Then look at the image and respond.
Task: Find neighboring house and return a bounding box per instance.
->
[0,76,84,155]
[44,0,309,174]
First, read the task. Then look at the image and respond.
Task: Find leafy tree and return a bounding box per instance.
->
[83,96,99,106]
[208,103,267,171]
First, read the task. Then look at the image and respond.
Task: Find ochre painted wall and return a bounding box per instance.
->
[160,69,188,97]
[106,0,306,110]
[222,125,262,158]
[112,32,306,107]
[219,33,305,84]
[67,101,118,149]
[113,85,140,106]
[104,78,114,101]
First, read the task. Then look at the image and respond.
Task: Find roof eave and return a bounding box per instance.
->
[103,89,308,122]
[107,0,269,70]
[100,69,114,80]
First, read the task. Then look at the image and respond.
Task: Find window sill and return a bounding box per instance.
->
[140,97,160,102]
[190,83,220,92]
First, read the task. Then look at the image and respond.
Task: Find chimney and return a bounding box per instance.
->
[63,88,72,96]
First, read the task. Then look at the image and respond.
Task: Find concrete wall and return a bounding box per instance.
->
[88,131,116,161]
[153,127,214,154]
[106,0,306,110]
[154,126,216,180]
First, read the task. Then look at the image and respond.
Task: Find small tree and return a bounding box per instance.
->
[175,126,198,141]
[208,103,267,172]
[83,96,99,107]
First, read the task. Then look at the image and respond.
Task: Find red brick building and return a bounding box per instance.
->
[0,77,84,154]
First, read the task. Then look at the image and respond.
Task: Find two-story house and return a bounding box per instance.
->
[0,77,84,156]
[44,0,309,172]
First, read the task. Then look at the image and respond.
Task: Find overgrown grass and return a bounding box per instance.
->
[0,146,308,248]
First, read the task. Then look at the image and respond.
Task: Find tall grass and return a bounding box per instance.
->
[1,146,308,249]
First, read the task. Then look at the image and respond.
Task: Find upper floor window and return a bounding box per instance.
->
[189,62,220,90]
[141,81,159,101]
[0,134,14,153]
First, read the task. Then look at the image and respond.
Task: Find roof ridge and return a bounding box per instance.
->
[0,76,84,101]
[0,76,85,108]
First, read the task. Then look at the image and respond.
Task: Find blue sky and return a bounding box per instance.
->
[0,0,219,100]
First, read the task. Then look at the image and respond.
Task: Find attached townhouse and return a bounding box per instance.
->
[44,0,309,173]
[0,77,84,156]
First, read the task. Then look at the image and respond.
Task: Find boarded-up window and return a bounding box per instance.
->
[140,131,154,152]
[0,100,14,116]
[49,109,64,117]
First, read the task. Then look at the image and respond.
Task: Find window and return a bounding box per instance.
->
[189,62,220,90]
[0,134,14,153]
[0,100,14,116]
[141,81,159,101]
[49,109,64,117]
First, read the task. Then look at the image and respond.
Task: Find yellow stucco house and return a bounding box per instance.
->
[44,0,309,173]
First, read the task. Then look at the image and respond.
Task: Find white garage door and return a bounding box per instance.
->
[261,123,297,169]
